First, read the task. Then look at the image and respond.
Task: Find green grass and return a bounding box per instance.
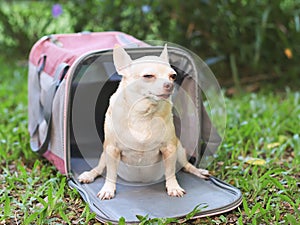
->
[203,91,300,224]
[0,58,299,224]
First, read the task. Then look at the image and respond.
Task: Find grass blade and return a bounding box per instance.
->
[285,214,299,225]
[4,195,11,218]
[23,212,40,225]
[242,198,250,215]
[118,217,126,225]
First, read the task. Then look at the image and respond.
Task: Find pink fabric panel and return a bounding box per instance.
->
[29,31,142,76]
[43,150,66,175]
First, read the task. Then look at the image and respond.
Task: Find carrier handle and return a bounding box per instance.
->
[43,63,69,121]
[36,54,47,95]
[30,63,69,154]
[37,55,47,75]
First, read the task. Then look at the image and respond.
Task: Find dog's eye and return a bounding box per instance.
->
[143,74,155,79]
[169,74,177,81]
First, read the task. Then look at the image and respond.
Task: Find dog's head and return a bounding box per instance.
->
[113,44,177,101]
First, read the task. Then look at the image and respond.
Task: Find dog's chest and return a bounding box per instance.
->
[106,95,174,166]
[117,116,167,151]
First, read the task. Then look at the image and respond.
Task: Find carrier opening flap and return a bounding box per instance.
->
[69,161,242,223]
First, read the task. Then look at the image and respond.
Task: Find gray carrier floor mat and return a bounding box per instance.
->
[69,157,242,224]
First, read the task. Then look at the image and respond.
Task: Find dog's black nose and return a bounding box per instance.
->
[163,82,174,91]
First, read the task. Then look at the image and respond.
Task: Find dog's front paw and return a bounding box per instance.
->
[166,179,186,197]
[78,171,97,183]
[167,186,186,197]
[97,182,116,200]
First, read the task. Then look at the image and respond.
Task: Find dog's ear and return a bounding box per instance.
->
[113,45,132,75]
[159,44,169,63]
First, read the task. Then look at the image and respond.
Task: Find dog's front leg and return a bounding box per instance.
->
[97,145,120,200]
[161,144,185,197]
[78,152,106,183]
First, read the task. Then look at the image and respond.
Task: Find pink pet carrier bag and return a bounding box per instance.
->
[28,31,242,223]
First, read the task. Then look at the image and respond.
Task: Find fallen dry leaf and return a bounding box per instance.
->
[266,142,280,149]
[245,158,266,165]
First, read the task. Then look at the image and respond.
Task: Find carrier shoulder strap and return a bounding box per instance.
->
[30,62,69,154]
